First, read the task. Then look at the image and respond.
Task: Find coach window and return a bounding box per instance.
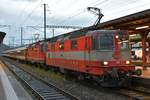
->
[59,42,64,50]
[71,39,77,50]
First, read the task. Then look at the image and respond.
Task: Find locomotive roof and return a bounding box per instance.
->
[29,29,127,46]
[46,29,127,42]
[87,30,127,33]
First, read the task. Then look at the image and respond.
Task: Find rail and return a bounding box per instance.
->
[1,58,78,100]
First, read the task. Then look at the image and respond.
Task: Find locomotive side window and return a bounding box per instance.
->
[119,41,129,50]
[119,35,129,50]
[99,34,114,50]
[71,39,77,50]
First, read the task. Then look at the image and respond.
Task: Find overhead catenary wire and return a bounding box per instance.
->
[17,0,107,27]
[46,0,81,25]
[8,0,150,27]
[20,0,42,26]
[5,0,149,46]
[88,2,150,25]
[45,0,108,26]
[12,1,30,26]
[56,0,149,26]
[31,0,141,31]
[29,26,44,33]
[104,2,150,18]
[62,0,149,26]
[31,3,51,28]
[54,0,109,25]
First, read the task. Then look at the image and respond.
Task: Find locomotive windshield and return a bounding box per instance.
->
[92,33,114,50]
[92,31,129,51]
[99,34,114,50]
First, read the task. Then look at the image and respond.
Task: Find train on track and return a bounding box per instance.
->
[2,29,142,87]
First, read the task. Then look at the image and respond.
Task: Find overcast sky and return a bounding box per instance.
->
[0,0,150,46]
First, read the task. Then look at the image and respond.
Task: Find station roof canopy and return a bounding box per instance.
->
[0,32,6,43]
[77,9,150,34]
[95,9,150,33]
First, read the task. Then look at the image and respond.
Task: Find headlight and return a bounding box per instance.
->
[115,35,119,39]
[126,60,130,64]
[103,61,108,65]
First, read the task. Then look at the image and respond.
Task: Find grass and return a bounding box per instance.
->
[33,67,65,81]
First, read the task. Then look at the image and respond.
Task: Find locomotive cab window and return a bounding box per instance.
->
[93,34,114,50]
[99,34,114,50]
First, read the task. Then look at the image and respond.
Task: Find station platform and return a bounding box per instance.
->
[0,61,33,100]
[133,66,150,87]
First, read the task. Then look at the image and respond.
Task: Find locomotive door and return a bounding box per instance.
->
[85,37,91,66]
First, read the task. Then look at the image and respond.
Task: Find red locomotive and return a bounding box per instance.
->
[26,42,45,64]
[2,29,141,87]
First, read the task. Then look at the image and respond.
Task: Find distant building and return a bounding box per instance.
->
[0,31,6,43]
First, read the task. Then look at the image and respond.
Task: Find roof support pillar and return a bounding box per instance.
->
[147,42,150,63]
[140,32,148,70]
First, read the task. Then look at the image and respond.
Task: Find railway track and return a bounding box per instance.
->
[1,57,150,100]
[1,59,78,100]
[114,86,150,100]
[127,86,150,95]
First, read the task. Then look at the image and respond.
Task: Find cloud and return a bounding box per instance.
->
[1,0,150,46]
[12,0,39,2]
